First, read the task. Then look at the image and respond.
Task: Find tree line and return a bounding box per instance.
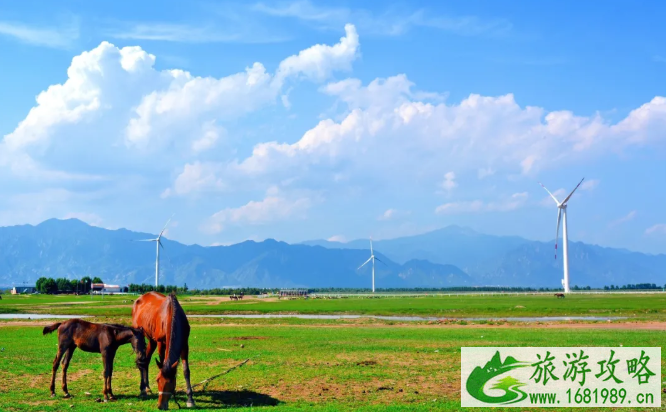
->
[35,277,103,294]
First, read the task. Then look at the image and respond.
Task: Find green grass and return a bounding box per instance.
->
[0,322,665,411]
[2,293,666,320]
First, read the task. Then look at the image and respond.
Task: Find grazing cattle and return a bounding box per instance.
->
[42,319,146,401]
[132,292,195,410]
[555,293,565,298]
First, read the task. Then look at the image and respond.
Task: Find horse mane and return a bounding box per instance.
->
[163,292,184,376]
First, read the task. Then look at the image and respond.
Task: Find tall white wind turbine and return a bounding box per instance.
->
[539,178,584,294]
[357,237,384,293]
[134,214,174,288]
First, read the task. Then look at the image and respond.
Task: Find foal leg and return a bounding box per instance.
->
[140,338,157,396]
[106,348,117,401]
[181,343,196,408]
[61,346,75,398]
[49,346,65,397]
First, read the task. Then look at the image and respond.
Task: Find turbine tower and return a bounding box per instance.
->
[135,214,174,288]
[539,178,584,294]
[357,237,383,293]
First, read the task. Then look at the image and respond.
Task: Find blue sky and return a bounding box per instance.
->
[0,0,665,254]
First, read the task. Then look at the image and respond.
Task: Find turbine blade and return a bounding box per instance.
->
[375,256,387,265]
[555,208,562,259]
[159,213,175,237]
[561,178,585,205]
[539,182,560,205]
[370,237,373,255]
[159,239,164,249]
[133,238,157,242]
[358,257,372,270]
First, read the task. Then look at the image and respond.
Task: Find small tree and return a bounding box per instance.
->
[56,278,72,292]
[91,277,103,284]
[41,278,58,294]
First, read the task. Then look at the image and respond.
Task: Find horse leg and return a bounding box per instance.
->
[50,346,65,397]
[140,338,157,396]
[181,343,195,408]
[61,346,75,398]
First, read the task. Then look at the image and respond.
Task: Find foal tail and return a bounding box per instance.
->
[42,323,62,335]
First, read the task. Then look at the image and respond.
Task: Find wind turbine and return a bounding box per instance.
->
[539,178,584,294]
[357,237,384,293]
[134,214,174,288]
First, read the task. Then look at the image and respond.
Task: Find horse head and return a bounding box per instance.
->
[155,358,179,410]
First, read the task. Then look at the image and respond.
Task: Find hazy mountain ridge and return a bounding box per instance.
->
[303,226,666,287]
[0,219,470,289]
[0,219,663,289]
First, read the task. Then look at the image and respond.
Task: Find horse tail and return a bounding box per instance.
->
[42,323,62,335]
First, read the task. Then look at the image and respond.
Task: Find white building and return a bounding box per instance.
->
[91,283,126,294]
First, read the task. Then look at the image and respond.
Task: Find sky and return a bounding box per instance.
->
[0,0,665,254]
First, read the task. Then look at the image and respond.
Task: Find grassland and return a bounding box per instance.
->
[2,293,666,320]
[0,293,665,411]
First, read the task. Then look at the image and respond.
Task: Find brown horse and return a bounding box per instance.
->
[132,291,195,410]
[43,319,146,401]
[555,293,565,298]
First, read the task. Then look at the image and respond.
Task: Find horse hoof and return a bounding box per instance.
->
[63,393,71,399]
[50,393,56,398]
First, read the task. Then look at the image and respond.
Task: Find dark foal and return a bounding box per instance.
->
[43,319,147,401]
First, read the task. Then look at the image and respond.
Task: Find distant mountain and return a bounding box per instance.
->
[303,226,666,287]
[0,219,471,289]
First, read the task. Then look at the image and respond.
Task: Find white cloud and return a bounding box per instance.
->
[477,167,495,179]
[161,162,226,198]
[378,208,410,221]
[441,171,457,192]
[0,20,78,48]
[645,224,666,235]
[105,23,288,44]
[435,192,528,214]
[231,74,666,187]
[63,212,104,227]
[581,179,599,191]
[327,234,346,242]
[1,25,359,184]
[204,194,311,234]
[609,210,636,227]
[252,1,512,37]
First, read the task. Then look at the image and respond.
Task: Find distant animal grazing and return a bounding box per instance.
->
[555,293,565,298]
[42,319,146,401]
[230,295,239,301]
[132,291,195,409]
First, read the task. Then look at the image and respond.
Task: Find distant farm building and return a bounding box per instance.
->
[11,286,36,294]
[279,288,312,297]
[91,283,128,294]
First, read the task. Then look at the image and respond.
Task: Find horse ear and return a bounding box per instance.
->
[155,358,163,369]
[171,360,179,369]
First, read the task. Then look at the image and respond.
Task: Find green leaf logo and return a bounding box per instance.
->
[466,351,529,404]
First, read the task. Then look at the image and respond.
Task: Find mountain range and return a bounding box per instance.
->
[0,219,663,289]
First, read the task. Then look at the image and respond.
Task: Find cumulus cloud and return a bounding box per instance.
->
[228,74,666,190]
[435,192,528,214]
[204,193,311,234]
[1,24,360,182]
[441,171,457,192]
[161,162,226,198]
[327,234,346,242]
